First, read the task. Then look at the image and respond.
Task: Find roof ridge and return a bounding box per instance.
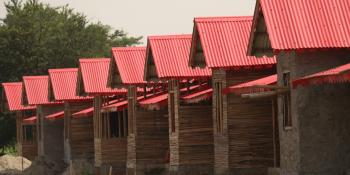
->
[194,16,252,22]
[23,75,48,79]
[79,58,110,62]
[2,82,22,86]
[112,47,146,51]
[148,34,192,40]
[49,68,78,72]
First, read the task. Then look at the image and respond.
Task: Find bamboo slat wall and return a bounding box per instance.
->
[16,111,38,161]
[21,142,37,160]
[212,68,277,174]
[227,95,275,168]
[127,107,169,175]
[70,117,94,160]
[177,106,213,165]
[93,96,128,175]
[64,101,93,161]
[169,79,214,174]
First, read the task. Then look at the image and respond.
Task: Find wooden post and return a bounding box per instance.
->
[108,166,113,175]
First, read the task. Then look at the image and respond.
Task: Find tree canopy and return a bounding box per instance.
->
[0,0,142,149]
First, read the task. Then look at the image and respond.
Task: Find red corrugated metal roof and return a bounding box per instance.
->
[223,74,277,95]
[293,63,350,88]
[23,116,37,124]
[72,107,93,118]
[45,111,64,120]
[181,88,213,104]
[72,98,120,118]
[23,76,62,105]
[79,58,127,95]
[101,100,128,112]
[2,82,36,111]
[49,68,92,101]
[147,35,211,79]
[192,16,276,69]
[258,0,350,50]
[112,47,147,84]
[139,93,168,110]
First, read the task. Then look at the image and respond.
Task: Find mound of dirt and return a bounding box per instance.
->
[0,155,31,174]
[61,159,94,175]
[23,157,66,175]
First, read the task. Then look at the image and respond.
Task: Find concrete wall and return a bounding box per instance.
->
[277,50,350,175]
[37,104,65,162]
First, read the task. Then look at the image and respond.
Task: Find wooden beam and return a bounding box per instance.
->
[252,85,289,90]
[241,89,289,99]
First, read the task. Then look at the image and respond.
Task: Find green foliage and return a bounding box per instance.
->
[4,144,17,155]
[0,0,142,147]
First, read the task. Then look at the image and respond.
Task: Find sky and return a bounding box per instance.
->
[0,0,256,44]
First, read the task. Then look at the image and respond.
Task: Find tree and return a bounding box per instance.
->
[0,0,142,149]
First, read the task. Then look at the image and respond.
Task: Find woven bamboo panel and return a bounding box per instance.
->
[100,138,127,166]
[227,94,274,169]
[21,142,37,160]
[70,117,94,159]
[127,109,169,169]
[176,106,214,165]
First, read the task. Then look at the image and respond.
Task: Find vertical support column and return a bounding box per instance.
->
[212,69,229,175]
[93,96,103,171]
[127,86,137,175]
[64,102,71,163]
[169,79,180,174]
[16,111,23,157]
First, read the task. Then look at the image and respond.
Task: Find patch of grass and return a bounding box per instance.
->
[3,145,17,155]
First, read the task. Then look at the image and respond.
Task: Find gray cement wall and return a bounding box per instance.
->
[277,50,350,175]
[37,104,65,163]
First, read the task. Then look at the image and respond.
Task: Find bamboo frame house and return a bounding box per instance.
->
[189,16,277,175]
[247,0,350,174]
[144,34,214,175]
[2,82,37,160]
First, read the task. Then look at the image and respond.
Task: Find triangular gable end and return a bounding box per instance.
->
[21,82,29,106]
[107,56,124,88]
[144,41,160,81]
[189,24,207,68]
[247,0,273,57]
[48,77,55,102]
[1,86,8,112]
[76,67,87,96]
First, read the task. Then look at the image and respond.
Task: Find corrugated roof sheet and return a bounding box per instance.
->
[147,35,211,79]
[192,16,276,69]
[101,100,128,112]
[181,88,213,104]
[293,63,350,88]
[258,0,350,50]
[23,116,37,124]
[72,107,93,118]
[49,68,92,101]
[223,74,277,94]
[112,47,147,84]
[2,82,36,111]
[45,111,64,120]
[72,98,120,118]
[23,76,62,105]
[139,93,168,110]
[79,58,127,95]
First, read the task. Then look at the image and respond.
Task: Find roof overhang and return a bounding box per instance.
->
[293,63,350,88]
[181,88,213,104]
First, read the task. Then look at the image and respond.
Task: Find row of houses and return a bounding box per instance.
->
[1,0,350,174]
